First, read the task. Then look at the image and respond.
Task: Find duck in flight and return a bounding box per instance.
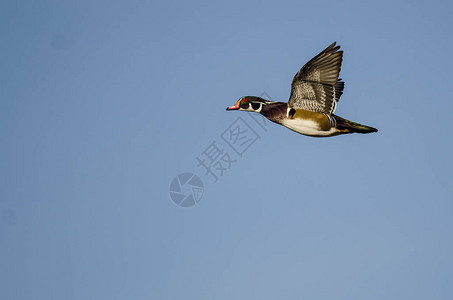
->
[226,42,378,137]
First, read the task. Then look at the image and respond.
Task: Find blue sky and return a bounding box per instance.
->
[1,0,452,299]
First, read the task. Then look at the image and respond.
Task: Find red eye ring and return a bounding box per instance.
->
[243,98,248,103]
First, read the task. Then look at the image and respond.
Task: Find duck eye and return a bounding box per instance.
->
[242,98,247,103]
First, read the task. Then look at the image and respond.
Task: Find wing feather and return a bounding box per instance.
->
[288,42,344,114]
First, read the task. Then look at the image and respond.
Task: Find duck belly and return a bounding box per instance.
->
[280,118,339,137]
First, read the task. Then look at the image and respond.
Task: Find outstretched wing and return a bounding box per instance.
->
[288,42,344,114]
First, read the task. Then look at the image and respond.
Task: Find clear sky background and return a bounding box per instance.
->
[1,0,452,299]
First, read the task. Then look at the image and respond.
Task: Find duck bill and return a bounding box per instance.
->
[226,103,240,110]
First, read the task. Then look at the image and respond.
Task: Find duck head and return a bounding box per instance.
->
[226,96,271,112]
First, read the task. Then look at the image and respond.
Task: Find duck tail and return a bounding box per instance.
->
[333,115,378,134]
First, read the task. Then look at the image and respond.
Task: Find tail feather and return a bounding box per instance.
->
[333,115,378,134]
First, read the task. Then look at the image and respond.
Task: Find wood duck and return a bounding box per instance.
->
[226,42,378,137]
